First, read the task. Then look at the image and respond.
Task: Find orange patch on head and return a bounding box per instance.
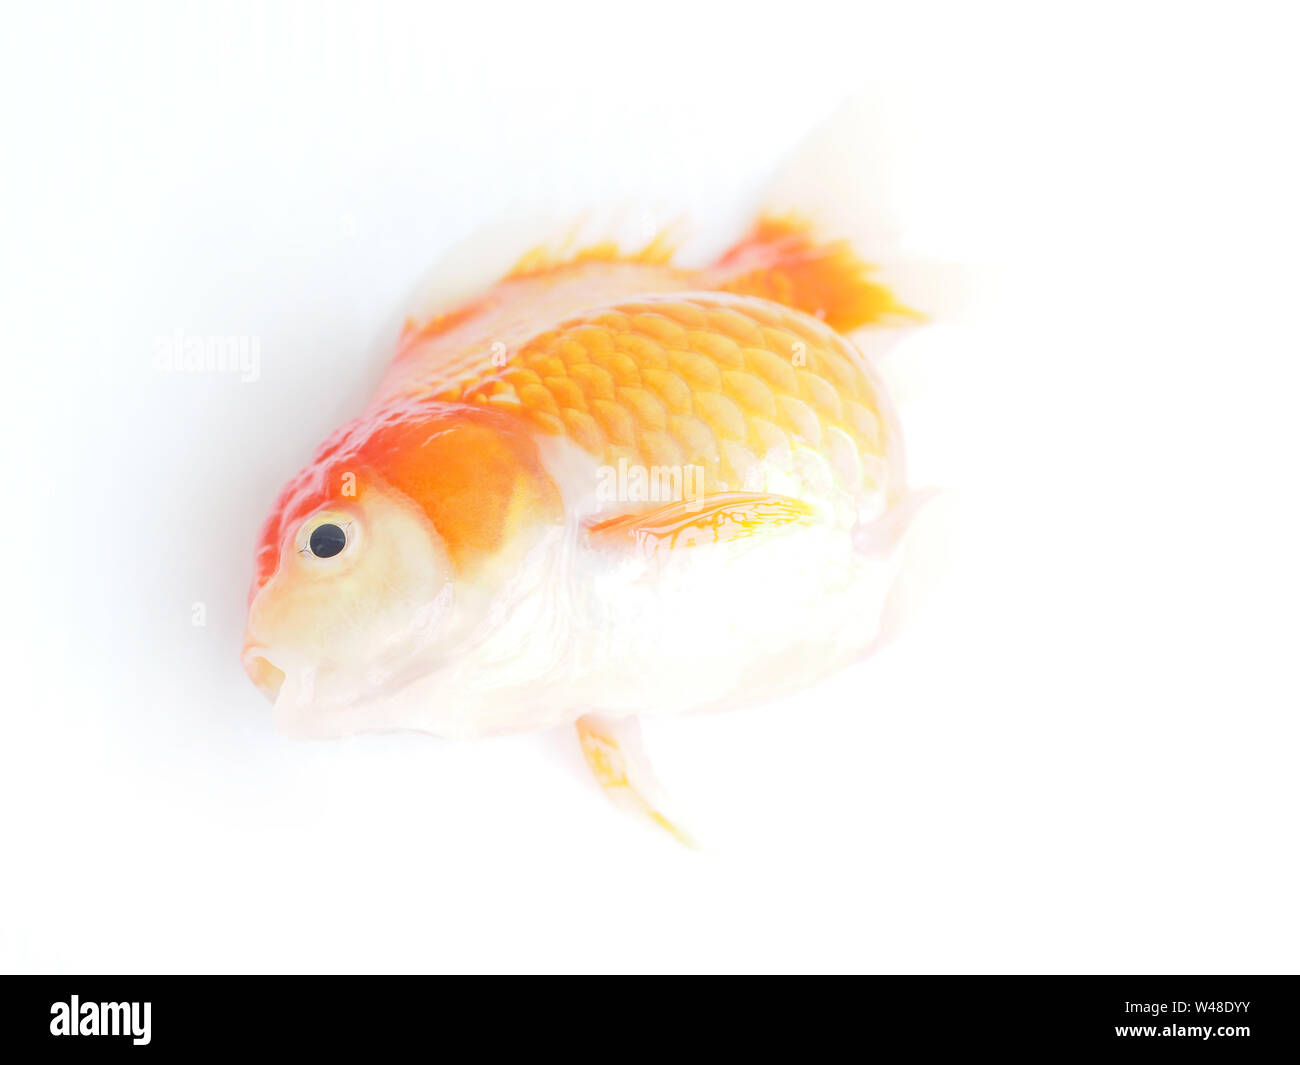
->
[359,404,563,574]
[250,400,563,601]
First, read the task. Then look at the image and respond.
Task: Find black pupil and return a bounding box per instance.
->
[309,523,347,558]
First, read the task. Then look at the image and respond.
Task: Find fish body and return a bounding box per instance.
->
[243,216,919,836]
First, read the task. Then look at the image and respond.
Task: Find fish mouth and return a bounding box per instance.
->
[242,645,286,703]
[240,642,441,739]
[240,646,363,739]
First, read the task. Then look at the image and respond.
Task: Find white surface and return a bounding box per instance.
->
[1,1,1297,974]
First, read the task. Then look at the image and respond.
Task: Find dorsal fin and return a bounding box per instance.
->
[505,227,679,279]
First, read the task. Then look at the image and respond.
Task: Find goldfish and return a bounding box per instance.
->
[242,210,922,843]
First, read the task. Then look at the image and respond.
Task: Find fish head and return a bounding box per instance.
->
[241,399,562,738]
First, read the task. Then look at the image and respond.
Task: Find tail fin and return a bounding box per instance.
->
[711,214,921,332]
[719,90,965,330]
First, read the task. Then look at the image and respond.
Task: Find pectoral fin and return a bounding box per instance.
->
[576,713,696,849]
[585,491,815,554]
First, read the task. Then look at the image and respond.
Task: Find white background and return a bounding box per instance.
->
[2,1,1297,974]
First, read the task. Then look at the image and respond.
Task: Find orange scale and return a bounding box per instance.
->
[628,313,688,348]
[666,348,721,390]
[569,324,616,355]
[720,369,779,421]
[706,306,766,346]
[591,349,641,387]
[544,375,588,412]
[639,429,684,468]
[561,407,606,454]
[527,353,567,377]
[615,331,669,368]
[568,362,617,401]
[778,395,823,445]
[686,329,744,369]
[616,386,668,431]
[591,398,638,446]
[667,413,721,466]
[693,391,748,443]
[641,367,693,413]
[740,346,798,394]
[518,382,560,417]
[656,300,708,328]
[796,370,843,421]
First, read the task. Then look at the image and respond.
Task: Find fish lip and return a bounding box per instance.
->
[241,644,349,737]
[241,643,286,704]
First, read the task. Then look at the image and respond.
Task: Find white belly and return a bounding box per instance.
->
[411,422,905,737]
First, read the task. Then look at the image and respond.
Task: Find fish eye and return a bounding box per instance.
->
[296,511,357,563]
[308,522,347,559]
